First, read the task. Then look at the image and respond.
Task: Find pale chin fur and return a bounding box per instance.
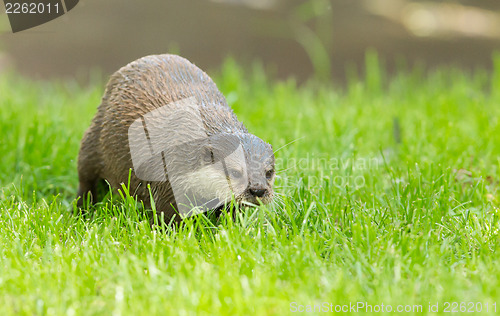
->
[171,164,244,206]
[171,164,273,210]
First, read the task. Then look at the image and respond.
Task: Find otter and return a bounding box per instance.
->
[76,54,275,223]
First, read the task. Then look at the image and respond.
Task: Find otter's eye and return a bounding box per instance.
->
[229,169,243,179]
[266,169,274,180]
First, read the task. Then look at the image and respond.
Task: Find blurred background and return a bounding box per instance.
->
[1,0,500,83]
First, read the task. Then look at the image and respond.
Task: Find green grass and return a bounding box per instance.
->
[1,56,500,315]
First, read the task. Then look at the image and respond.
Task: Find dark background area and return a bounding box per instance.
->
[1,0,500,83]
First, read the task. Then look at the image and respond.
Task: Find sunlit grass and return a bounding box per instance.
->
[0,56,499,315]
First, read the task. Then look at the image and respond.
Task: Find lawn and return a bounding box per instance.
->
[0,56,499,315]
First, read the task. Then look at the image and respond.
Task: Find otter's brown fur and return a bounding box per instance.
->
[77,54,275,223]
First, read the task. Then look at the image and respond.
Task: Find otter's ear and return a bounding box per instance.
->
[201,145,214,165]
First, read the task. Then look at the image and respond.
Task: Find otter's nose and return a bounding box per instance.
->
[250,188,266,197]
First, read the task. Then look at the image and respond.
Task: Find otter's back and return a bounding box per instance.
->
[96,54,247,186]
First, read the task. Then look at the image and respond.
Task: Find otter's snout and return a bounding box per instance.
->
[249,188,267,197]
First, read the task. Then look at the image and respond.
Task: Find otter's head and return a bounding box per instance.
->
[178,133,275,211]
[235,133,275,205]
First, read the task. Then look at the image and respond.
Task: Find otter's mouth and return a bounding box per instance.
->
[235,189,274,206]
[210,190,273,216]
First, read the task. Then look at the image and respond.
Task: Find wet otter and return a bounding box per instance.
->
[77,54,275,223]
